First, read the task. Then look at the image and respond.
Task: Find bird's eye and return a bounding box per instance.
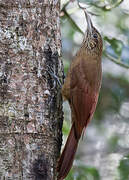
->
[93,33,98,39]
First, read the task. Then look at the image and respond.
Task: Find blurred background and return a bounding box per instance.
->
[60,0,129,179]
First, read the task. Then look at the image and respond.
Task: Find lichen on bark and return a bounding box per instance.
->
[0,0,63,179]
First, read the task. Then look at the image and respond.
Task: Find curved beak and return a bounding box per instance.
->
[84,10,93,34]
[77,1,93,36]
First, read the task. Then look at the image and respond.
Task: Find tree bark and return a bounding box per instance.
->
[0,0,63,179]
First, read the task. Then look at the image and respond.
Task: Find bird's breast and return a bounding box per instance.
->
[78,56,102,91]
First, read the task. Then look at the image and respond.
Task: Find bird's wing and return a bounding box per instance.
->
[70,61,99,139]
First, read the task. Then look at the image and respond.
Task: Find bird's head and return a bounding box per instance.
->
[84,11,103,55]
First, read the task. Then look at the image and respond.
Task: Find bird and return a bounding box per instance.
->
[57,7,103,180]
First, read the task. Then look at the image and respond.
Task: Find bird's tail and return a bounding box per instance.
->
[57,123,79,180]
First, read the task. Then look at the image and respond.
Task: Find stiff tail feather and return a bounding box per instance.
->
[57,124,79,180]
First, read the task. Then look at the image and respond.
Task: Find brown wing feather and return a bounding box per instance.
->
[70,60,99,139]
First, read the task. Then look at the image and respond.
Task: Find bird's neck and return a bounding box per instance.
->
[77,45,102,61]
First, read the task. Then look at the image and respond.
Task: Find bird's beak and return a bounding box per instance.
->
[84,10,93,34]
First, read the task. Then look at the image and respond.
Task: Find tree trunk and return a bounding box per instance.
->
[0,0,63,179]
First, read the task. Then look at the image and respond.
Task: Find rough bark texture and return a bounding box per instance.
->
[0,0,63,179]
